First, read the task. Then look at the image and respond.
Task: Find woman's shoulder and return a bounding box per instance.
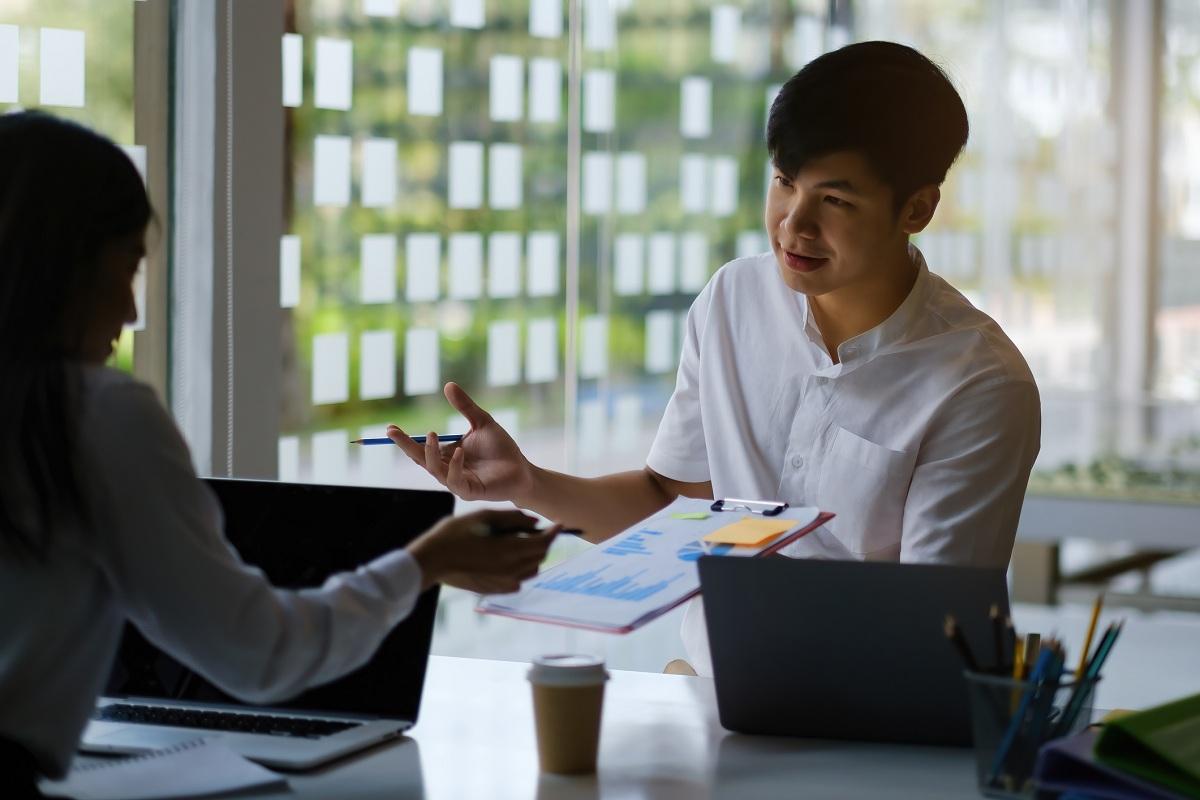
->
[78,365,171,437]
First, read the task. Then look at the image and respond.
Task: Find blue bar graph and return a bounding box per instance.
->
[535,565,684,602]
[603,528,664,557]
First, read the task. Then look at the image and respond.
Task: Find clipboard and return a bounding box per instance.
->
[476,496,834,634]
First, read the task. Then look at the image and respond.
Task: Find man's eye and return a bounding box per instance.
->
[824,196,850,208]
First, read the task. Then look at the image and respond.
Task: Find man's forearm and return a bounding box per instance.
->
[515,467,678,542]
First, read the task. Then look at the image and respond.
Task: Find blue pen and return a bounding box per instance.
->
[989,647,1055,785]
[350,434,465,445]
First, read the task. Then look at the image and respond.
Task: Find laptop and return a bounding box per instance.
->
[699,556,1009,747]
[81,478,452,769]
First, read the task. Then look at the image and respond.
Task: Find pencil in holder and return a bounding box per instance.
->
[963,670,1099,799]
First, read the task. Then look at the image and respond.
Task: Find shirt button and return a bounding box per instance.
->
[791,456,804,469]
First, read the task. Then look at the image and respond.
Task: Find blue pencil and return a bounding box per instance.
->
[350,434,464,445]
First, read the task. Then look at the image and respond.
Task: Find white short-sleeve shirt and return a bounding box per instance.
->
[647,246,1041,675]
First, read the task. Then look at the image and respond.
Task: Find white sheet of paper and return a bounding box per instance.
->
[282,33,302,107]
[613,233,644,296]
[582,151,612,215]
[711,5,741,64]
[448,141,484,209]
[360,330,396,400]
[528,58,561,124]
[406,233,441,302]
[280,235,301,308]
[450,0,485,29]
[361,138,398,207]
[312,429,351,485]
[489,143,523,209]
[526,317,558,383]
[645,310,676,374]
[680,76,711,139]
[40,28,85,107]
[577,398,607,460]
[488,232,522,298]
[356,424,399,475]
[610,394,641,453]
[408,47,443,116]
[360,234,397,303]
[616,152,646,214]
[0,26,17,103]
[736,230,767,259]
[791,16,824,69]
[647,232,676,295]
[710,156,738,216]
[579,315,608,378]
[526,231,559,296]
[490,54,523,122]
[363,0,399,16]
[312,332,349,405]
[679,154,707,214]
[583,69,615,133]
[314,37,353,110]
[584,0,616,51]
[404,328,439,395]
[530,0,563,38]
[448,232,483,299]
[313,135,351,206]
[487,320,521,387]
[679,232,709,292]
[278,436,300,482]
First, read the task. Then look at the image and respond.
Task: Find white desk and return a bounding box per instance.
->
[255,656,978,799]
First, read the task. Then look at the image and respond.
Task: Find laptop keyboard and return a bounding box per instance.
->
[94,703,362,739]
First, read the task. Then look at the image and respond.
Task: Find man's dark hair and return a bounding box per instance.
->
[767,41,969,213]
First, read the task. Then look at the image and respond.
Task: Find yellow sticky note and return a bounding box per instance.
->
[702,517,793,547]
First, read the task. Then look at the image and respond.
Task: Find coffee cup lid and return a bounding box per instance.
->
[527,654,609,687]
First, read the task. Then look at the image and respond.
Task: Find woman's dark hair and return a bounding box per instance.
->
[0,111,152,557]
[767,41,969,213]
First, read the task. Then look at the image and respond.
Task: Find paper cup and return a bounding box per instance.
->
[527,654,609,774]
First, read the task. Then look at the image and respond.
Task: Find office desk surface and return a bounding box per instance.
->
[258,655,977,799]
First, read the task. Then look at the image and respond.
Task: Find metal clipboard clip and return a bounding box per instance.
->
[709,497,789,517]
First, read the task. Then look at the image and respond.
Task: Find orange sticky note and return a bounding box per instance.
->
[702,517,793,547]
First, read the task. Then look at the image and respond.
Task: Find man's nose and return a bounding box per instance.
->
[781,195,819,239]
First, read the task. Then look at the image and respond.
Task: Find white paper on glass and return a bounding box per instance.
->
[616,152,646,215]
[0,26,18,103]
[611,394,641,454]
[680,76,711,139]
[40,28,85,108]
[278,436,300,483]
[711,6,741,64]
[488,232,522,298]
[582,152,613,215]
[583,69,615,133]
[613,233,644,296]
[357,424,399,475]
[312,332,350,405]
[490,55,524,122]
[791,16,824,70]
[526,318,558,383]
[710,156,738,217]
[360,330,397,400]
[360,234,397,303]
[828,25,851,50]
[493,408,520,438]
[450,0,485,29]
[313,135,352,207]
[408,47,443,116]
[530,0,563,38]
[486,321,521,387]
[363,0,400,16]
[647,232,676,295]
[583,0,616,52]
[448,233,484,299]
[526,231,559,296]
[579,315,608,379]
[577,398,607,459]
[528,58,561,124]
[312,430,351,485]
[645,310,676,374]
[281,34,303,107]
[404,328,440,395]
[280,235,301,308]
[679,232,709,292]
[361,138,398,207]
[679,154,708,214]
[314,38,353,110]
[736,230,768,259]
[406,233,441,302]
[489,143,523,209]
[448,141,484,209]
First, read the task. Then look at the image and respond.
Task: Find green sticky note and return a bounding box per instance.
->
[671,512,710,520]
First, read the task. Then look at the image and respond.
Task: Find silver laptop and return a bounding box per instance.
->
[81,478,451,770]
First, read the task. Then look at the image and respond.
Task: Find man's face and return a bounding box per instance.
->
[765,150,912,297]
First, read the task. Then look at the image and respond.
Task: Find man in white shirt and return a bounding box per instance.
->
[388,42,1041,675]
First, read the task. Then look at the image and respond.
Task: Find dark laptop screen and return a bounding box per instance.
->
[103,478,452,722]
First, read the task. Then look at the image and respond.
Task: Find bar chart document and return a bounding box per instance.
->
[477,497,832,633]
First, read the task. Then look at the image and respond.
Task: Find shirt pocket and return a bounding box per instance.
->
[816,425,916,557]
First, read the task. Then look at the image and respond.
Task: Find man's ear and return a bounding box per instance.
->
[899,185,940,235]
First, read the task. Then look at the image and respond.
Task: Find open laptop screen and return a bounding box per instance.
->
[102,479,452,722]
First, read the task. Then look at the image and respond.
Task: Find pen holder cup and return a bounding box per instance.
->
[963,670,1099,799]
